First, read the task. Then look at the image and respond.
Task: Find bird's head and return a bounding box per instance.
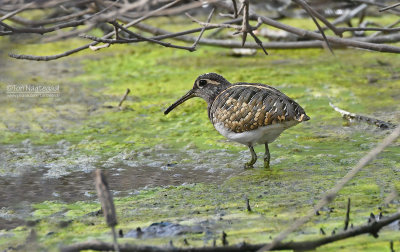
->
[164,73,231,115]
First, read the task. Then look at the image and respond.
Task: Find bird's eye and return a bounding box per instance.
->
[198,79,207,88]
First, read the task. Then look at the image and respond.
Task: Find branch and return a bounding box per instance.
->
[337,27,400,33]
[80,33,196,52]
[292,0,343,38]
[344,198,351,231]
[329,102,397,129]
[61,212,400,252]
[0,1,34,22]
[189,8,215,50]
[353,0,400,14]
[292,0,334,54]
[379,2,400,12]
[118,88,130,108]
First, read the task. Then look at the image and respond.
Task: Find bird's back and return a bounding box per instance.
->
[209,83,309,134]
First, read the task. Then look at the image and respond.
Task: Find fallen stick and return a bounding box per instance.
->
[118,88,131,108]
[329,102,396,129]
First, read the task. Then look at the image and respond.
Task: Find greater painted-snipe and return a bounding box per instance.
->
[164,73,310,169]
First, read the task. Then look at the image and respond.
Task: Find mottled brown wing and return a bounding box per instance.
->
[209,84,308,133]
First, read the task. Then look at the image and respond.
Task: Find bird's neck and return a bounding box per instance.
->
[204,83,231,120]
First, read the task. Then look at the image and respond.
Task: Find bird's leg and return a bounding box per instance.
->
[264,143,271,169]
[244,145,257,169]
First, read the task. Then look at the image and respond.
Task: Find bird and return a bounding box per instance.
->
[164,73,310,169]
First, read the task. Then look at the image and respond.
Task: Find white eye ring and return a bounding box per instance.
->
[198,79,207,88]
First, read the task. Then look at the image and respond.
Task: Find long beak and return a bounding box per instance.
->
[164,90,195,115]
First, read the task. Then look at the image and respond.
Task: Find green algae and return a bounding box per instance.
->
[1,15,400,251]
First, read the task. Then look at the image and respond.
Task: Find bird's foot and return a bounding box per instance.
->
[244,162,254,169]
[263,161,270,169]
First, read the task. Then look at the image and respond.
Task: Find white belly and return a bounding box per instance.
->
[214,121,299,146]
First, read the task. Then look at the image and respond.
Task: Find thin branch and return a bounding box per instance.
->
[42,23,96,43]
[255,15,400,53]
[80,34,196,51]
[337,26,400,33]
[329,102,397,129]
[0,20,15,31]
[293,0,342,37]
[369,19,400,38]
[108,21,197,51]
[320,4,369,32]
[0,1,34,22]
[353,0,400,14]
[22,8,93,27]
[127,0,181,27]
[293,0,334,54]
[9,43,94,61]
[118,88,130,108]
[344,198,351,231]
[185,14,241,30]
[94,169,119,252]
[379,2,400,12]
[190,8,215,49]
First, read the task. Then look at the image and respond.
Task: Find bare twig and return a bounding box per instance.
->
[330,4,368,27]
[379,2,400,12]
[258,126,400,251]
[0,2,34,22]
[43,23,96,43]
[369,19,400,38]
[329,102,397,129]
[344,198,351,231]
[110,21,200,51]
[184,15,241,30]
[118,88,130,108]
[384,190,399,206]
[390,240,395,252]
[337,26,400,33]
[222,231,229,246]
[128,0,181,26]
[255,15,400,53]
[293,0,334,54]
[95,169,119,252]
[353,0,400,14]
[246,197,252,212]
[293,0,342,38]
[90,43,110,51]
[189,8,215,50]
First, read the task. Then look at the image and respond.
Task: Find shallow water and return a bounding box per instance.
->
[0,142,244,229]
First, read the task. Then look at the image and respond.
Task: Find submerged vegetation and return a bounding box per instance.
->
[0,16,400,251]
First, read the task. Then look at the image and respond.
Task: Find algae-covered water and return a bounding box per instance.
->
[0,17,399,251]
